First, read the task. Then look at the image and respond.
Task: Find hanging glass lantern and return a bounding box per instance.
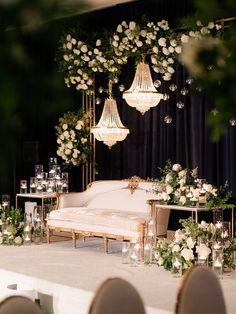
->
[91,97,129,149]
[123,62,163,114]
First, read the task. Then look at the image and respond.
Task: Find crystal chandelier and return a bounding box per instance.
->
[91,97,129,149]
[123,62,163,114]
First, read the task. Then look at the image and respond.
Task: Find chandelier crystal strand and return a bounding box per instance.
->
[91,85,129,148]
[123,62,163,114]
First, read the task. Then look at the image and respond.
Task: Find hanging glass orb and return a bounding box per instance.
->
[207,65,214,71]
[211,108,219,116]
[95,97,102,105]
[196,86,203,92]
[118,84,125,92]
[153,80,161,88]
[186,77,193,85]
[164,115,172,124]
[98,86,104,93]
[163,93,170,101]
[176,101,184,109]
[169,84,177,92]
[181,88,188,96]
[229,118,236,126]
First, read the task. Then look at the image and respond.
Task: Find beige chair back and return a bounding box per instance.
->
[176,265,226,314]
[0,296,43,314]
[89,277,146,314]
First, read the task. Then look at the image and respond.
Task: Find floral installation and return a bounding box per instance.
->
[112,19,181,81]
[151,160,233,209]
[0,206,24,245]
[55,108,92,167]
[59,18,223,94]
[154,217,236,272]
[179,0,236,140]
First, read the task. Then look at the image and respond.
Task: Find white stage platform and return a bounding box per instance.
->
[0,238,236,314]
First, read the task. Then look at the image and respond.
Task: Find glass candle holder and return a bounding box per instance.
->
[144,239,153,264]
[36,179,43,194]
[20,180,27,194]
[121,242,130,264]
[2,194,10,209]
[35,164,44,179]
[47,178,55,193]
[129,238,141,266]
[30,177,37,194]
[172,255,182,277]
[212,248,223,278]
[49,157,57,174]
[56,178,63,193]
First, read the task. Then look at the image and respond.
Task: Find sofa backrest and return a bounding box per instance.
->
[85,180,158,213]
[57,179,159,211]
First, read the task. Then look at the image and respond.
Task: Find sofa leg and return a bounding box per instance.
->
[104,237,108,253]
[47,226,51,244]
[72,231,76,248]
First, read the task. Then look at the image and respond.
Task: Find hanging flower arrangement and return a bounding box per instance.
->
[59,18,222,94]
[55,109,92,167]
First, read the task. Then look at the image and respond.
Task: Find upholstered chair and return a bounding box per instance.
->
[89,277,146,314]
[0,296,43,314]
[176,265,226,314]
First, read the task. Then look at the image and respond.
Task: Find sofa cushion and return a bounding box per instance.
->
[49,207,147,233]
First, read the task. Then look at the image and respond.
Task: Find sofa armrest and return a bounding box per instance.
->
[57,192,86,209]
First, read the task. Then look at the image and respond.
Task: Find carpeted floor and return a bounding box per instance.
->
[0,237,235,314]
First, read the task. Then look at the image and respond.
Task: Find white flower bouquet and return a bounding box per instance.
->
[154,217,236,272]
[55,109,92,167]
[151,160,231,209]
[0,206,24,246]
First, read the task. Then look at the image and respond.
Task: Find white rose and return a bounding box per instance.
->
[178,169,187,178]
[129,21,136,30]
[63,130,69,139]
[162,47,169,55]
[158,256,164,266]
[181,248,194,261]
[161,192,169,201]
[62,123,68,130]
[67,142,73,149]
[112,41,118,47]
[96,39,101,46]
[117,24,122,33]
[175,46,182,54]
[165,173,172,183]
[81,45,88,53]
[63,55,69,61]
[153,46,159,53]
[174,229,185,242]
[179,195,186,205]
[166,185,173,195]
[196,244,211,259]
[172,164,182,171]
[192,188,200,198]
[66,42,72,50]
[158,37,166,47]
[14,236,23,245]
[170,39,177,47]
[186,237,195,249]
[199,221,208,229]
[140,30,147,37]
[136,41,143,47]
[181,34,189,43]
[65,149,71,155]
[66,34,72,41]
[172,244,180,253]
[168,46,175,53]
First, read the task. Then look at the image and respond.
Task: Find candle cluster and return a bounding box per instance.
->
[20,157,69,195]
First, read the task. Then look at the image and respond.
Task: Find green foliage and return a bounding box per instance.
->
[182,0,236,140]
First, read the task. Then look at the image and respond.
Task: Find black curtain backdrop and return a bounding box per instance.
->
[2,0,235,228]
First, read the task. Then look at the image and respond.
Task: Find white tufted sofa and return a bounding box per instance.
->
[46,179,170,252]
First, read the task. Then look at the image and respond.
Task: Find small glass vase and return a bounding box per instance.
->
[172,254,182,277]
